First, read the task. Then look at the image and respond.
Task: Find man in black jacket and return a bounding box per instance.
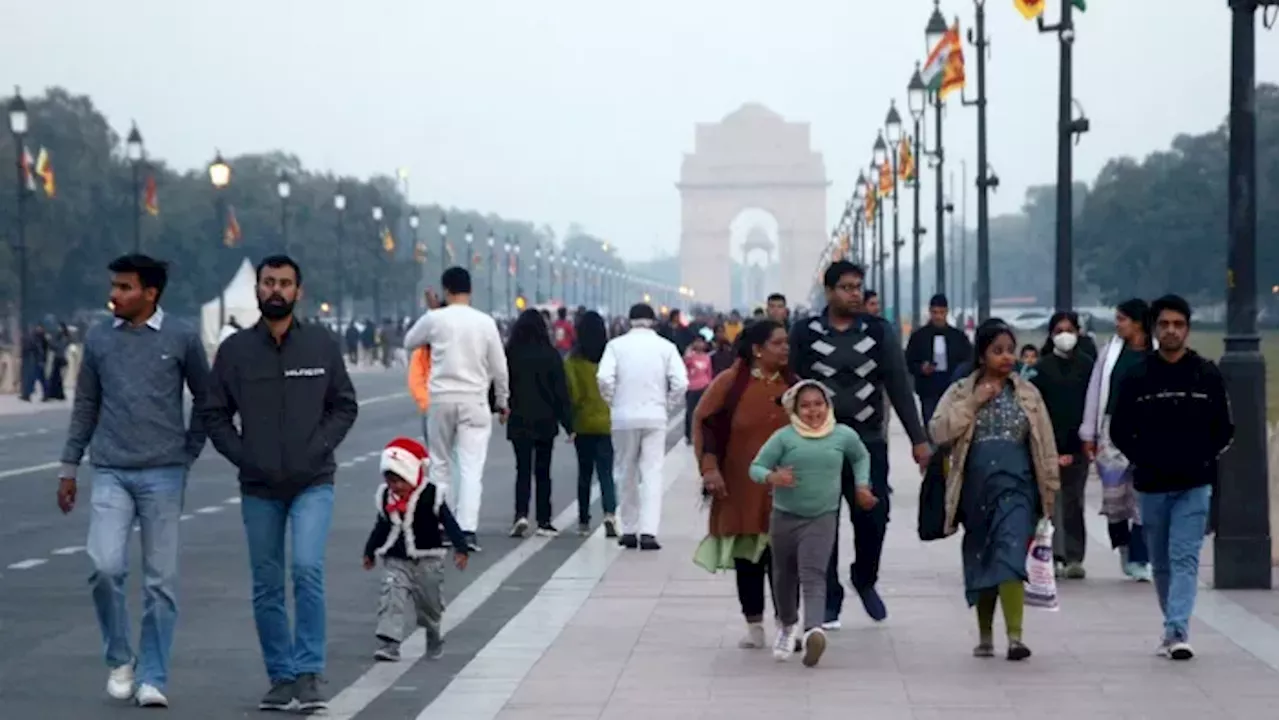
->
[200,255,359,712]
[1109,295,1233,662]
[790,261,931,627]
[904,293,972,424]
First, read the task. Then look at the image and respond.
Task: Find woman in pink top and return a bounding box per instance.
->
[684,329,715,441]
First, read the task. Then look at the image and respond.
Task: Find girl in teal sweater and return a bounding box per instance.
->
[750,379,874,667]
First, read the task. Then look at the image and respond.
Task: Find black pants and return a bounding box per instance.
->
[736,546,799,620]
[1054,455,1089,563]
[825,439,890,620]
[684,389,706,441]
[512,438,554,525]
[574,434,617,524]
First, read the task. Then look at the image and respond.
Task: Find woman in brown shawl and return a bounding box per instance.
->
[691,320,796,650]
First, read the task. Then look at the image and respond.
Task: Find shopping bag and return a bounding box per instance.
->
[1024,519,1059,611]
[917,447,949,541]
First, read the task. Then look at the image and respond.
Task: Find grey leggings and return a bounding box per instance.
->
[770,509,838,631]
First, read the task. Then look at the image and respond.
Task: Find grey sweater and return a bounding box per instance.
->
[60,310,210,477]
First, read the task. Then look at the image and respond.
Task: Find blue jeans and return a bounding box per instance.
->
[240,484,334,684]
[1139,485,1212,642]
[87,466,187,690]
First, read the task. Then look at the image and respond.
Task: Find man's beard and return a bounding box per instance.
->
[259,294,295,321]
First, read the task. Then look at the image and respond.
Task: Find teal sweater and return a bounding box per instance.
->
[749,424,870,517]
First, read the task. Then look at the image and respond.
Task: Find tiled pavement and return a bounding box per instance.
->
[415,427,1279,720]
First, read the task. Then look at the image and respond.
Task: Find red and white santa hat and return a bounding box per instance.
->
[380,437,429,487]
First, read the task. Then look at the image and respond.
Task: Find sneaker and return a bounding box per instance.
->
[639,534,662,551]
[618,533,639,549]
[1155,638,1173,657]
[577,522,591,537]
[602,514,619,538]
[1006,640,1032,661]
[821,619,842,631]
[427,635,445,660]
[738,622,765,649]
[973,641,995,658]
[772,625,797,661]
[1126,563,1153,582]
[464,532,483,552]
[1054,561,1066,579]
[1168,641,1194,661]
[801,628,827,667]
[1064,562,1087,580]
[510,517,529,538]
[134,683,168,708]
[294,673,328,713]
[1117,545,1131,573]
[258,681,297,712]
[856,586,887,622]
[106,662,135,700]
[536,523,558,537]
[374,641,401,662]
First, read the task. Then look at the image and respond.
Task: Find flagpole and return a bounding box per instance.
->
[9,88,29,351]
[961,2,994,323]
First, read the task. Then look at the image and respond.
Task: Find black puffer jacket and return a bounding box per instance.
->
[504,343,573,441]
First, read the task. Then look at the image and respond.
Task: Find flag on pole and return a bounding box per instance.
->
[939,23,967,101]
[446,242,456,262]
[473,252,484,269]
[20,146,36,192]
[921,24,961,93]
[144,175,159,215]
[381,227,395,253]
[508,252,517,276]
[898,136,916,183]
[1014,0,1045,19]
[223,205,242,247]
[864,179,877,223]
[34,147,55,197]
[877,160,893,198]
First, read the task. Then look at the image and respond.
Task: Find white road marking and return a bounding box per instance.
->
[50,546,85,556]
[179,514,194,521]
[223,496,241,505]
[0,428,52,442]
[7,558,48,570]
[339,461,355,468]
[195,506,223,515]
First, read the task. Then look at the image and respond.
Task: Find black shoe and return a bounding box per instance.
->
[294,673,328,713]
[639,534,662,551]
[258,680,297,712]
[1006,640,1032,662]
[618,533,639,549]
[464,532,482,552]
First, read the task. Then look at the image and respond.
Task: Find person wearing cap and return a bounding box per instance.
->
[363,437,469,663]
[597,303,688,550]
[905,293,972,425]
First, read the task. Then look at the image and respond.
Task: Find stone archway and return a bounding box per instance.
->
[678,103,829,311]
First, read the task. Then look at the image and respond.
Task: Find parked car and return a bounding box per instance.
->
[1009,311,1052,331]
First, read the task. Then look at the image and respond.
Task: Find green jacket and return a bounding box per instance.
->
[564,355,611,435]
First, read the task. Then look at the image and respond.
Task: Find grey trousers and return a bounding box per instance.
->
[771,510,838,631]
[375,556,445,648]
[1054,457,1089,563]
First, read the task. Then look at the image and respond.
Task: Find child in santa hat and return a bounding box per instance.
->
[363,437,469,662]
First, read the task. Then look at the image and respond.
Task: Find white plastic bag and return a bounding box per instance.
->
[1024,519,1059,611]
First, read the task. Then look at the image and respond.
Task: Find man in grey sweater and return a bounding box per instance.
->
[56,254,209,709]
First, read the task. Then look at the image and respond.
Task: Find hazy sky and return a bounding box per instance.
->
[3,0,1276,262]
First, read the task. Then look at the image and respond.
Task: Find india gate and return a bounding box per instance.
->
[678,103,829,311]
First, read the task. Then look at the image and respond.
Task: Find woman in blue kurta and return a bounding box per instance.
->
[929,322,1060,661]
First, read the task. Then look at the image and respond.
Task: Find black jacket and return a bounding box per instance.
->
[201,319,359,500]
[1030,350,1096,456]
[904,323,972,400]
[505,343,573,442]
[364,483,468,560]
[1109,349,1234,494]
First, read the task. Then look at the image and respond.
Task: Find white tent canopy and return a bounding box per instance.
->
[201,257,260,348]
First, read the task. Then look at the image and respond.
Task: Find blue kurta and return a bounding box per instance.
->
[959,383,1040,606]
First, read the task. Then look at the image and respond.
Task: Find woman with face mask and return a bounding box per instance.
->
[1030,312,1097,579]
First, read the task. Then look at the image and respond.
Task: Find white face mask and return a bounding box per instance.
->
[1052,332,1078,353]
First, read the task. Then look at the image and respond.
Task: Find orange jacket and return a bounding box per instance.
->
[408,347,431,413]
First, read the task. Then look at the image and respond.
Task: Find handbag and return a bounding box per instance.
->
[917,447,949,541]
[1025,519,1060,611]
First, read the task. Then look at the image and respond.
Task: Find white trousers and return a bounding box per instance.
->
[426,401,493,532]
[612,427,667,537]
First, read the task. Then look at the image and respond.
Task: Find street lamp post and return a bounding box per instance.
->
[372,205,384,320]
[208,151,232,328]
[513,238,522,306]
[334,189,347,325]
[907,66,928,325]
[9,87,29,346]
[869,154,888,302]
[487,231,496,312]
[884,103,904,330]
[1215,0,1275,590]
[126,122,144,253]
[961,1,994,322]
[925,2,949,297]
[409,210,421,307]
[853,172,867,266]
[277,170,291,256]
[438,216,448,270]
[464,225,474,274]
[503,238,513,314]
[1037,3,1090,312]
[534,244,543,303]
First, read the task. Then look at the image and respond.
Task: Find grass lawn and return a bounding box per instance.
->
[1177,326,1280,420]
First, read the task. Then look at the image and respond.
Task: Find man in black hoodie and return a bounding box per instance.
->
[1109,294,1233,662]
[905,293,972,424]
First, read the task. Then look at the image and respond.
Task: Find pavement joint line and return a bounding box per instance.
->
[224,496,241,505]
[195,506,223,514]
[327,413,684,720]
[414,436,688,720]
[7,558,48,570]
[50,546,85,556]
[179,514,194,521]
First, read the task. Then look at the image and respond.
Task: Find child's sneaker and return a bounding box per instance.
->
[772,625,797,662]
[801,628,827,667]
[374,641,400,662]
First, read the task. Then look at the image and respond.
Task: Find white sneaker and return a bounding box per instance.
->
[107,663,135,700]
[738,622,765,649]
[772,625,797,662]
[1126,563,1153,582]
[1168,641,1195,661]
[821,620,842,631]
[134,683,169,708]
[801,628,828,668]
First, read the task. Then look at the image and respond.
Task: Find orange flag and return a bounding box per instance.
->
[223,205,242,247]
[143,175,159,215]
[1014,0,1046,20]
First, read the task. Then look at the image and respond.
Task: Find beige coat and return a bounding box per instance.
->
[928,372,1061,537]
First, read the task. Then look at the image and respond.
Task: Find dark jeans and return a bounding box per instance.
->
[684,389,706,441]
[46,358,66,400]
[919,393,943,431]
[20,357,45,400]
[825,439,890,621]
[1054,456,1089,563]
[1109,519,1150,565]
[512,438,554,525]
[573,434,617,524]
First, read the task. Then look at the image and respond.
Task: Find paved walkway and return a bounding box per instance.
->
[414,428,1278,720]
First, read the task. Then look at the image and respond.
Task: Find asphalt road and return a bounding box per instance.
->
[0,370,683,718]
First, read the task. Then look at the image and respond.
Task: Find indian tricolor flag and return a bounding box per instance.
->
[921,23,963,95]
